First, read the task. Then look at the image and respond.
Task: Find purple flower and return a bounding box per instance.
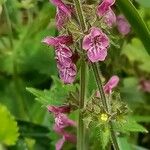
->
[58,62,77,84]
[103,9,116,27]
[48,105,76,150]
[97,0,116,27]
[82,27,109,62]
[103,75,119,94]
[48,105,71,114]
[42,35,73,46]
[96,75,119,97]
[116,15,131,36]
[139,79,150,93]
[42,35,77,84]
[50,0,72,30]
[97,0,115,16]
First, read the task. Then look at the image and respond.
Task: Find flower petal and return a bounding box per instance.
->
[104,75,119,94]
[56,137,65,150]
[97,0,115,16]
[117,14,131,36]
[103,9,116,27]
[42,36,58,46]
[87,46,107,62]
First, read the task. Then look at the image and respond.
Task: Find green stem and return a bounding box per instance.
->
[73,0,87,32]
[78,59,86,150]
[91,63,120,150]
[73,0,87,150]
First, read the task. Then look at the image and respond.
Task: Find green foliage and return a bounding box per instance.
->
[0,104,19,146]
[27,76,78,106]
[114,116,148,133]
[122,38,150,73]
[135,0,150,8]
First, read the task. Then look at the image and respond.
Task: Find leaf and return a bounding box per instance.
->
[0,104,19,145]
[135,0,150,8]
[117,136,132,150]
[116,0,150,54]
[133,115,150,123]
[114,117,148,133]
[11,120,52,149]
[121,38,150,73]
[120,77,144,106]
[92,123,110,149]
[26,76,78,106]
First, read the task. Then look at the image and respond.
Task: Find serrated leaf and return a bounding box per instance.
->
[27,76,78,106]
[92,124,110,149]
[115,117,148,133]
[0,104,19,145]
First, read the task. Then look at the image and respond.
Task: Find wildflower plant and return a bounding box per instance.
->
[27,0,148,150]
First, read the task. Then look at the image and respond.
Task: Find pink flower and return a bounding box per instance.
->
[42,35,77,84]
[97,0,116,27]
[96,75,119,97]
[97,0,115,16]
[116,15,131,36]
[50,0,72,29]
[48,105,76,150]
[42,35,73,46]
[48,105,71,114]
[103,9,116,27]
[139,79,150,93]
[82,27,109,62]
[58,62,77,84]
[103,75,119,94]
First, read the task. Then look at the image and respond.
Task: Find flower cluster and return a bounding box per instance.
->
[47,105,76,150]
[42,35,77,84]
[97,0,116,27]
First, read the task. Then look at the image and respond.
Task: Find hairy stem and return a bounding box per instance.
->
[78,59,86,150]
[73,0,87,32]
[92,63,120,150]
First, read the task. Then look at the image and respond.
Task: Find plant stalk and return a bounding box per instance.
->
[73,0,87,149]
[78,59,86,150]
[91,63,120,150]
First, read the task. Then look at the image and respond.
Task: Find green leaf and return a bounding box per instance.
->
[12,120,52,149]
[122,38,150,73]
[26,76,78,106]
[133,115,150,123]
[117,136,132,150]
[135,0,150,8]
[114,117,148,133]
[0,104,19,145]
[92,124,110,149]
[116,0,150,54]
[120,77,144,106]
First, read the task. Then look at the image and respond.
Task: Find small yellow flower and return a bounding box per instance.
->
[99,113,108,122]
